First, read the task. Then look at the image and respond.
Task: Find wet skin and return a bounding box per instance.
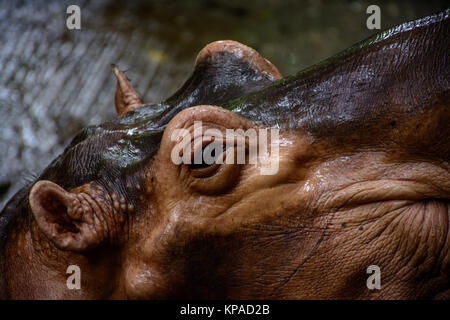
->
[0,10,449,299]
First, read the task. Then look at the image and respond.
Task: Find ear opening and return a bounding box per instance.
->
[31,182,77,232]
[29,180,98,252]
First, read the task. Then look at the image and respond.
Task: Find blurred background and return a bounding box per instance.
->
[0,0,448,208]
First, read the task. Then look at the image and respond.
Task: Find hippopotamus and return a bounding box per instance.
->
[1,10,449,299]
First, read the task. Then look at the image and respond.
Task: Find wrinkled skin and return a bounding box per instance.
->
[1,11,449,299]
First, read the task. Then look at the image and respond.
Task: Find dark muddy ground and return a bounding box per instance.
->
[0,0,447,208]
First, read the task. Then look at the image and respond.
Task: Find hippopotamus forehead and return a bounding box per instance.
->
[40,107,166,190]
[39,40,287,190]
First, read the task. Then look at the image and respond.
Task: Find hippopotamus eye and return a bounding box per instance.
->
[189,142,225,178]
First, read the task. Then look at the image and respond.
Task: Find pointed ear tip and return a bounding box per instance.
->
[113,66,143,116]
[30,180,50,201]
[30,180,63,194]
[111,64,121,77]
[29,180,68,210]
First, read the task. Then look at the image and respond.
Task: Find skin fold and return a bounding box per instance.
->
[0,10,449,299]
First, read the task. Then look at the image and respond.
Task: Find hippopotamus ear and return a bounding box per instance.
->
[112,64,143,117]
[29,180,104,252]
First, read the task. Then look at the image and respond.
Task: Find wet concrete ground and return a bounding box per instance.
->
[0,0,447,208]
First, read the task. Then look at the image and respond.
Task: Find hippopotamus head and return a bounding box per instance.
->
[1,10,449,299]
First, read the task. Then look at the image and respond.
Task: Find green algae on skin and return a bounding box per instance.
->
[222,8,450,115]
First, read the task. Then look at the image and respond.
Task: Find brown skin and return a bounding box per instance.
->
[1,11,449,299]
[124,106,450,299]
